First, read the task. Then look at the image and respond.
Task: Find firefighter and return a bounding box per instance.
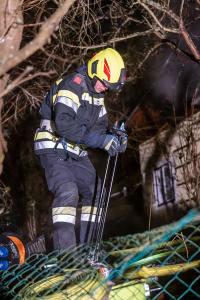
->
[34,48,127,250]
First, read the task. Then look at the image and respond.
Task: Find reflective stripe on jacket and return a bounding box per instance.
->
[34,129,88,157]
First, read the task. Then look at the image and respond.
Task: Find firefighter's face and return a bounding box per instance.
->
[94,79,108,93]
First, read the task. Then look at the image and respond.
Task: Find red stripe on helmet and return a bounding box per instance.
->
[104,58,110,81]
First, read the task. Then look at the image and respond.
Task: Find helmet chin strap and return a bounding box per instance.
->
[91,75,123,92]
[91,76,99,88]
[85,72,99,93]
[91,76,108,93]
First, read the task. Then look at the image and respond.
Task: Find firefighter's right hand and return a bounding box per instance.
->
[102,134,120,156]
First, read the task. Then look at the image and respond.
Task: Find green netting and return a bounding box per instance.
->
[1,209,200,299]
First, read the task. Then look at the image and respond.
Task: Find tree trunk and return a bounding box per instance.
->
[0,0,23,174]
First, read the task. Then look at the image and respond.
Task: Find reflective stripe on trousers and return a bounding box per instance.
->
[81,206,102,223]
[39,153,102,249]
[52,206,76,225]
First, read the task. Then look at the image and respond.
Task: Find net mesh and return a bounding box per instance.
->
[1,208,200,299]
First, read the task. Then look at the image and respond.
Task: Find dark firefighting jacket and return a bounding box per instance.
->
[34,66,108,159]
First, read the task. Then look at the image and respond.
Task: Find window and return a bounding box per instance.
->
[153,161,176,206]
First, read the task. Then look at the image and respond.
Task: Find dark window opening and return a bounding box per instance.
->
[153,161,176,207]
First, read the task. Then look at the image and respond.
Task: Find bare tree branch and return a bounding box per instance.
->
[63,29,155,49]
[139,0,179,33]
[179,18,200,61]
[0,0,76,77]
[179,0,185,17]
[140,0,179,23]
[138,0,200,61]
[0,68,56,98]
[127,43,163,82]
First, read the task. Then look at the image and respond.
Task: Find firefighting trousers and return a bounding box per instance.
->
[39,153,102,250]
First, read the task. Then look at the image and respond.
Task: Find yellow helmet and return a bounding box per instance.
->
[87,48,126,91]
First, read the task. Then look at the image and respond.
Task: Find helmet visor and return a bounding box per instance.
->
[102,68,126,91]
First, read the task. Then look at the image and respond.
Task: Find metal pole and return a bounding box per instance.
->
[90,155,111,245]
[96,155,118,247]
[92,153,118,261]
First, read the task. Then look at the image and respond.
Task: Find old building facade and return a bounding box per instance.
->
[139,112,200,226]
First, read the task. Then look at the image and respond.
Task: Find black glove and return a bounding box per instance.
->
[111,122,128,153]
[102,134,120,156]
[118,134,128,153]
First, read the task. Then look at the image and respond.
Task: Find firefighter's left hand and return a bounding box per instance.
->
[118,134,128,153]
